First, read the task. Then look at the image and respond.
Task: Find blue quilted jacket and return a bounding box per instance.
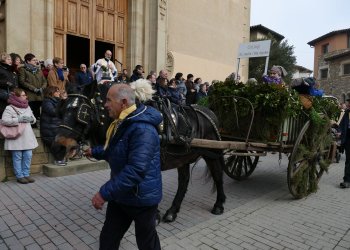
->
[92,103,163,207]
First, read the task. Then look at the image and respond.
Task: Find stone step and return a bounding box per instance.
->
[43,158,109,177]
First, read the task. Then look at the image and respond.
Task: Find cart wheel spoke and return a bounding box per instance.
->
[243,157,248,176]
[224,151,259,180]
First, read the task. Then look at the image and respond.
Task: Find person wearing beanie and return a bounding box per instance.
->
[42,59,53,79]
[262,65,287,84]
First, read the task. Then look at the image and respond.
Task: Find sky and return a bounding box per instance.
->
[250,0,350,71]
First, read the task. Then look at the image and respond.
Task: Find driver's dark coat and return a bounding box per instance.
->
[91,103,163,207]
[339,109,350,145]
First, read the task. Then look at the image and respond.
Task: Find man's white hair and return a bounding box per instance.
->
[130,79,155,102]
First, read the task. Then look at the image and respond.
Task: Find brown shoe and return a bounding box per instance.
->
[17,178,28,184]
[25,176,35,183]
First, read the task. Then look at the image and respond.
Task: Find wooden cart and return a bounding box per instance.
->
[186,95,337,199]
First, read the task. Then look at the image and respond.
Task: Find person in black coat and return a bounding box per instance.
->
[338,100,350,188]
[168,78,184,105]
[0,52,18,116]
[129,65,144,82]
[185,74,196,105]
[75,63,93,88]
[196,83,208,103]
[40,86,67,166]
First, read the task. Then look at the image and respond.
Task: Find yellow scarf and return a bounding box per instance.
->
[104,104,137,149]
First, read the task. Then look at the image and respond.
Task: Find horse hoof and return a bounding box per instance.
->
[211,206,224,215]
[162,213,177,223]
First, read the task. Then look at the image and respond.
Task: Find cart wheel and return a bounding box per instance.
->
[287,121,330,199]
[224,150,259,180]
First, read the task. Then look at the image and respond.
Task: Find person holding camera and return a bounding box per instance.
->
[18,53,47,122]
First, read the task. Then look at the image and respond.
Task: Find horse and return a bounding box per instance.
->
[55,80,226,223]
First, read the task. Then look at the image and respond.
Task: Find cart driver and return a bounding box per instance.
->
[338,98,350,188]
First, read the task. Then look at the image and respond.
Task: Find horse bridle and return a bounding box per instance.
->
[58,93,98,141]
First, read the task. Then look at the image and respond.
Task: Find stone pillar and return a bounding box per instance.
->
[127,0,146,72]
[155,0,167,73]
[127,0,167,74]
[6,0,53,59]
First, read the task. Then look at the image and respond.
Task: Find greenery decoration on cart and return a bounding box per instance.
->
[206,79,303,141]
[202,79,340,197]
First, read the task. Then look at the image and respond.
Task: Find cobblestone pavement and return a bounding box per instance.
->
[1,154,350,250]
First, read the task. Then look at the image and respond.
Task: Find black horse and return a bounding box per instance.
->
[55,81,226,222]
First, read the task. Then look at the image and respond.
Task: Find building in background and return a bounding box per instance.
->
[250,24,284,42]
[292,65,312,79]
[0,0,251,82]
[308,28,350,102]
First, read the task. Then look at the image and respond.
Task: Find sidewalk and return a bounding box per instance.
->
[0,155,350,250]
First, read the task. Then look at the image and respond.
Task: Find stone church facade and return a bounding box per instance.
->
[0,0,250,179]
[0,0,250,82]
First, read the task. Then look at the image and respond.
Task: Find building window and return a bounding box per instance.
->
[322,44,329,54]
[320,68,328,79]
[344,63,350,75]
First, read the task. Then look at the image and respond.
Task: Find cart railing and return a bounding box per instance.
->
[211,95,309,145]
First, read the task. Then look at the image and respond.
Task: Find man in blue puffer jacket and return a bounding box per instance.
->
[85,83,163,249]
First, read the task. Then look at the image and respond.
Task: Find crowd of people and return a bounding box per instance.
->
[3,49,350,249]
[0,49,212,182]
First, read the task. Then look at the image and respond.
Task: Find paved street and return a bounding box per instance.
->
[1,154,350,250]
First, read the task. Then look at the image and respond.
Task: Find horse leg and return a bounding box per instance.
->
[205,156,226,215]
[163,164,190,223]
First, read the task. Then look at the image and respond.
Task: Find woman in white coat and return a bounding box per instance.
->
[1,88,38,184]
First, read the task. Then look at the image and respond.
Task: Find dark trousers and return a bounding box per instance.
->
[99,201,160,250]
[42,138,66,161]
[344,139,350,182]
[29,101,42,120]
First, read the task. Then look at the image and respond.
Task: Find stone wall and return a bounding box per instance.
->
[318,56,350,102]
[0,129,52,181]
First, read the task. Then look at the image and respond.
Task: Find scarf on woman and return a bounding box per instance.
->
[24,62,39,74]
[57,68,65,81]
[7,93,29,108]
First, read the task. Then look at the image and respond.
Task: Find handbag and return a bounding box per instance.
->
[0,122,26,139]
[0,106,26,139]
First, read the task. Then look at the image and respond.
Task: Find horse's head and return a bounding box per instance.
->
[55,93,98,157]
